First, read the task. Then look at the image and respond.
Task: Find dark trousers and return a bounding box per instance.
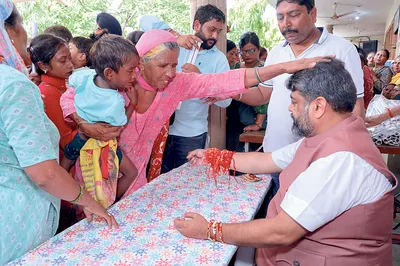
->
[255,173,280,219]
[161,132,208,174]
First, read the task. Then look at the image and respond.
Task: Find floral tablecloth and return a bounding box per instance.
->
[9,165,271,266]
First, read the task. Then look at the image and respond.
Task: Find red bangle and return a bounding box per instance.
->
[386,107,394,118]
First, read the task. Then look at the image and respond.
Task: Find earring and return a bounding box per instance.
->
[43,69,47,74]
[10,39,14,44]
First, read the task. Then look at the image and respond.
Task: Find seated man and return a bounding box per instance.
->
[174,59,397,266]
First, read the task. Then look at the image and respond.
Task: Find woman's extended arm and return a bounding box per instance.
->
[180,57,328,101]
[25,160,118,227]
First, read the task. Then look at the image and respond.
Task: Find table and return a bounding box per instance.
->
[239,130,265,152]
[377,144,400,155]
[9,165,271,266]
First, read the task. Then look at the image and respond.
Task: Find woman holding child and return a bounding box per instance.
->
[0,1,117,264]
[61,29,326,197]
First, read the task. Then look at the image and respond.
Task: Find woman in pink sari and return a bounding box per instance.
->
[61,30,324,196]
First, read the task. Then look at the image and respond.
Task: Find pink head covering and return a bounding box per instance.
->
[135,29,177,92]
[0,0,28,75]
[135,29,177,57]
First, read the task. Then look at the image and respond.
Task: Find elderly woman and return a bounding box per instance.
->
[60,29,324,196]
[0,1,117,264]
[372,49,393,94]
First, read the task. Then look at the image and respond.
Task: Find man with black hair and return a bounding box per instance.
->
[235,0,365,196]
[175,59,396,266]
[161,4,233,173]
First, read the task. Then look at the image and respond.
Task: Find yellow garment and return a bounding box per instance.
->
[80,138,119,208]
[391,73,400,85]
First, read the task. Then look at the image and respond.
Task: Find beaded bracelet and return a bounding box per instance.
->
[207,220,214,240]
[212,221,218,242]
[217,222,225,243]
[69,184,84,204]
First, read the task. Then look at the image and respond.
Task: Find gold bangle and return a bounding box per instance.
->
[254,67,262,84]
[69,184,84,204]
[77,120,88,129]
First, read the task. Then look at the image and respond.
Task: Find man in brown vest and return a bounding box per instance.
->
[174,59,397,266]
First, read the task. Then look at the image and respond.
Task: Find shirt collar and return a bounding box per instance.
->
[198,45,218,54]
[282,27,328,47]
[41,74,67,91]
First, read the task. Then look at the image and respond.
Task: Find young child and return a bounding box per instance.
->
[69,36,94,71]
[61,34,138,207]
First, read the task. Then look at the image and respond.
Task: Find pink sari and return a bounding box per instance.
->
[61,69,247,196]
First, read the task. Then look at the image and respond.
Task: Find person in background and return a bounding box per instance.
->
[226,39,239,66]
[162,4,234,174]
[69,36,94,71]
[358,48,374,109]
[259,47,268,62]
[232,32,263,69]
[95,12,122,36]
[390,55,400,84]
[176,59,396,266]
[44,25,73,42]
[30,34,75,156]
[226,32,268,152]
[367,51,376,68]
[372,49,393,95]
[0,2,117,263]
[127,30,144,45]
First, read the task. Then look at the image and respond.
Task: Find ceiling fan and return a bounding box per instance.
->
[319,2,360,21]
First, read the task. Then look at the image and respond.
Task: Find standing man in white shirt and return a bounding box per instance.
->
[161,4,232,173]
[235,0,365,195]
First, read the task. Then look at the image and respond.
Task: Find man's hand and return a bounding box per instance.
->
[79,122,122,142]
[174,212,208,240]
[177,34,202,50]
[244,124,261,132]
[181,63,201,74]
[283,56,333,74]
[187,149,206,166]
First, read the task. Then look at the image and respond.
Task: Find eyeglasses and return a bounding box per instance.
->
[240,49,257,55]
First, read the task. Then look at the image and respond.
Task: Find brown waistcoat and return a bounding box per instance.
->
[256,115,397,266]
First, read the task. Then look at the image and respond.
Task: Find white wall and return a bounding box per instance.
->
[347,35,385,50]
[386,0,400,32]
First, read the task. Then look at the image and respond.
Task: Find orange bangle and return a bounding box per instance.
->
[386,107,394,118]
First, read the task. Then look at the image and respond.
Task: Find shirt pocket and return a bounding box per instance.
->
[276,246,326,266]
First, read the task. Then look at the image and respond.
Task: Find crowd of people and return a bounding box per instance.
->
[0,0,398,265]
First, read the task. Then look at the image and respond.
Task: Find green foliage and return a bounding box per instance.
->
[114,0,191,35]
[16,0,282,51]
[16,0,108,37]
[16,0,191,38]
[228,0,283,50]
